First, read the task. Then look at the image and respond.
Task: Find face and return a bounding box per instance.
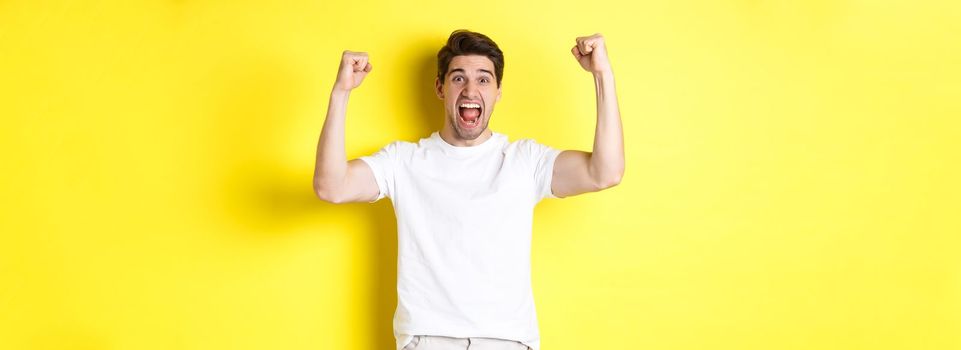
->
[436,55,501,143]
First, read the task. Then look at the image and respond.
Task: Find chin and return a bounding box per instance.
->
[458,121,489,140]
[455,128,482,140]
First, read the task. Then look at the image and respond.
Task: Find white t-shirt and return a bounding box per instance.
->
[359,131,562,350]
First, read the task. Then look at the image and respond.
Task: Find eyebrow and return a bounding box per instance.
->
[449,68,494,77]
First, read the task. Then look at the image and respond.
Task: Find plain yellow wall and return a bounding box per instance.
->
[2,0,959,349]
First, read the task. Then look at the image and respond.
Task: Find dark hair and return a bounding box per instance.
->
[437,30,504,87]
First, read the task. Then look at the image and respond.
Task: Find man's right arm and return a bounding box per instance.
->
[313,51,381,204]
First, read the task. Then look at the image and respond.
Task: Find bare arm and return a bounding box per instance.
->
[313,51,380,204]
[552,33,625,198]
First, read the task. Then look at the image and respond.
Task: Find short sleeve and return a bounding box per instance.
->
[523,139,563,201]
[358,142,400,203]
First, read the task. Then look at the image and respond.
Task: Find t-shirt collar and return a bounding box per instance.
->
[431,131,504,157]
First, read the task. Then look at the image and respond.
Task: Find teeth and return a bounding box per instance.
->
[459,103,481,108]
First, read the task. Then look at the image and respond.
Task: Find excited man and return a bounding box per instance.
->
[313,30,624,350]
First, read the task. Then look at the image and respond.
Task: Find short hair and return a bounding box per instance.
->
[437,30,504,87]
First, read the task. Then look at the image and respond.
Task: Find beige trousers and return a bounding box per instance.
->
[402,335,531,350]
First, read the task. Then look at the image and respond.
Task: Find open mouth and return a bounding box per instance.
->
[458,102,482,128]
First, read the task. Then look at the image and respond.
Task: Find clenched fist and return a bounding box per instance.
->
[333,50,373,92]
[571,34,612,75]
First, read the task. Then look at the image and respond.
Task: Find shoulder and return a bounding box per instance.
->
[506,136,557,155]
[377,138,418,154]
[362,139,418,166]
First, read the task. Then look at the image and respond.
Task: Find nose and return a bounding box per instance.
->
[460,81,480,99]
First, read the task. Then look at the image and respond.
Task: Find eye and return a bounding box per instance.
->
[480,77,490,84]
[452,76,464,83]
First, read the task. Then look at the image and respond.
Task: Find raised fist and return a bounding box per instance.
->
[333,50,373,92]
[571,34,612,75]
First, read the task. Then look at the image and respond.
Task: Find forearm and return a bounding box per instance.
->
[588,70,625,187]
[313,89,351,194]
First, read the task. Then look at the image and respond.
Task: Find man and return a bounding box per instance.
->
[313,30,623,350]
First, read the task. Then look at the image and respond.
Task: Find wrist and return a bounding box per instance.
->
[592,69,615,89]
[592,69,614,81]
[330,86,351,99]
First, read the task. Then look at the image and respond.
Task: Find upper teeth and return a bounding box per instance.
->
[459,103,481,108]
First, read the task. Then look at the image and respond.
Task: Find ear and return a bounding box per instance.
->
[434,77,444,100]
[495,85,502,102]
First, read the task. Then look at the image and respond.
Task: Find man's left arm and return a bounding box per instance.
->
[551,33,625,198]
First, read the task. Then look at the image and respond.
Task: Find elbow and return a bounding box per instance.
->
[593,168,624,191]
[313,181,345,204]
[596,174,622,190]
[588,157,624,191]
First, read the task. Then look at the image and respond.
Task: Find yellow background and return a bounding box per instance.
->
[2,0,959,349]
